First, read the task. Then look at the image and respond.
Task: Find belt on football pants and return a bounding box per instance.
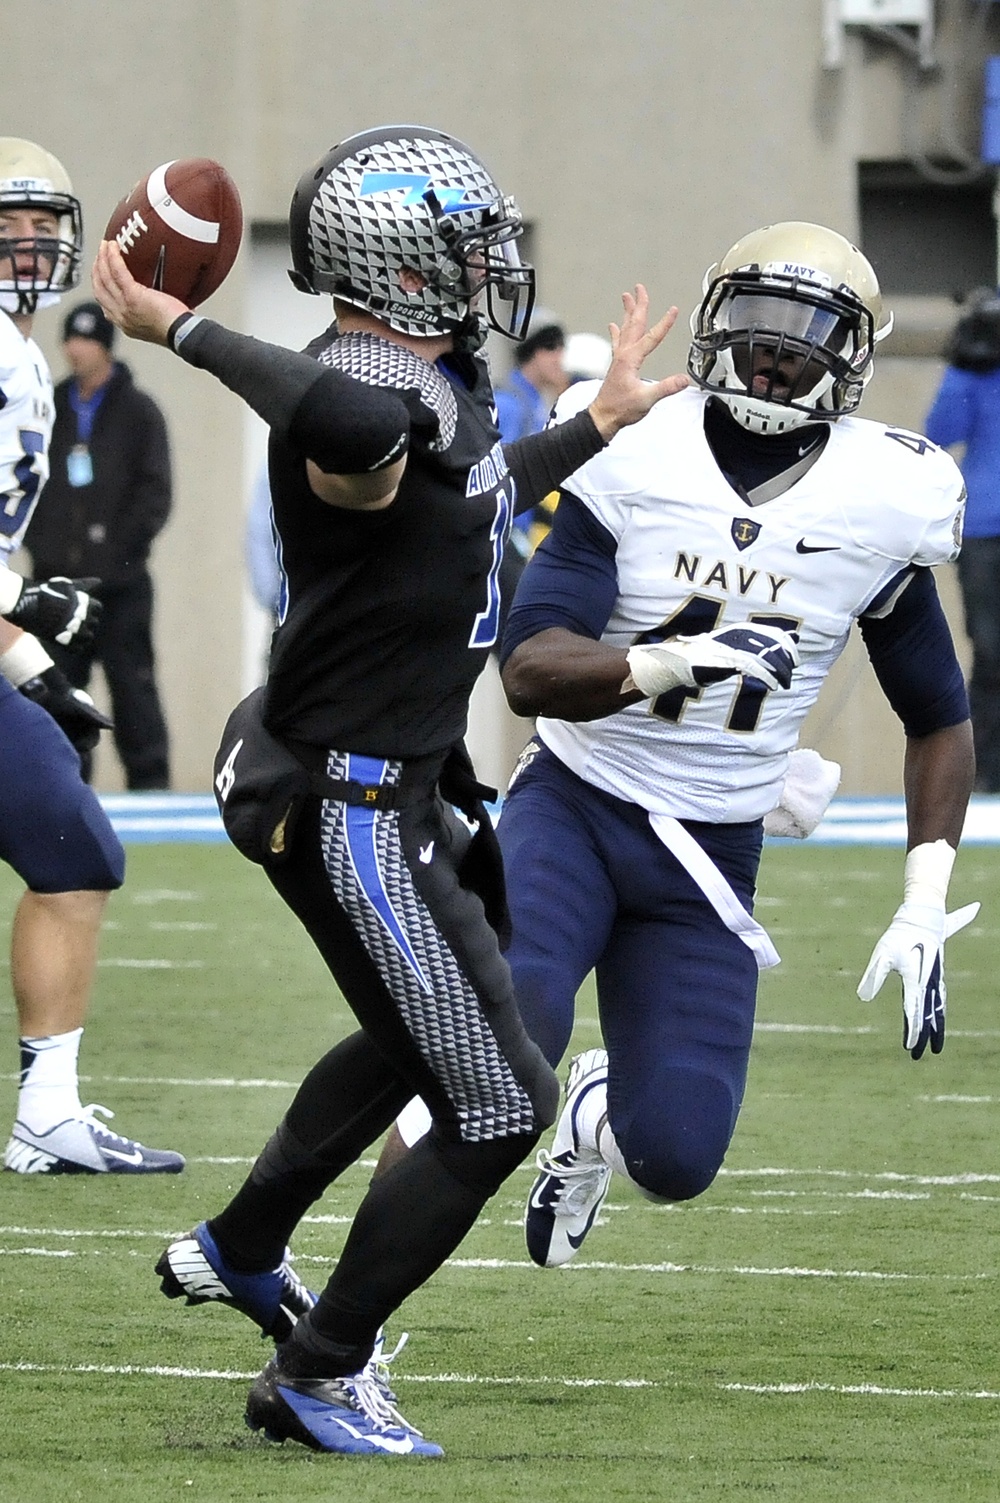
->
[647,813,780,971]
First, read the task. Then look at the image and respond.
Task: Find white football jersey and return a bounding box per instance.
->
[536,385,966,823]
[0,310,54,560]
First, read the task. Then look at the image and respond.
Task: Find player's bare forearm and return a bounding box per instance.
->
[502,628,644,721]
[902,719,975,850]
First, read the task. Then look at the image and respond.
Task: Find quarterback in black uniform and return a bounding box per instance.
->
[94,124,687,1458]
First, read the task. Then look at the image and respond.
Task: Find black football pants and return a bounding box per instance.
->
[210,755,557,1368]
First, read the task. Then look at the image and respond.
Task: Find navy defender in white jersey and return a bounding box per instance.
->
[494,221,978,1266]
[0,139,182,1177]
[94,124,688,1457]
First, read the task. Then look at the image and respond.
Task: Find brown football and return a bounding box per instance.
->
[103,158,243,306]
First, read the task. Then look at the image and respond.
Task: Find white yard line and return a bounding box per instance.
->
[0,1361,997,1400]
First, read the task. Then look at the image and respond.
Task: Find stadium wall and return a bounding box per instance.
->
[5,0,995,793]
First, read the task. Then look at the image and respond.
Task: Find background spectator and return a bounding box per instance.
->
[494,310,566,574]
[925,290,1000,793]
[525,331,615,553]
[563,330,613,385]
[25,300,172,789]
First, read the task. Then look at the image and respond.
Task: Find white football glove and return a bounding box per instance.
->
[857,840,980,1059]
[626,622,800,698]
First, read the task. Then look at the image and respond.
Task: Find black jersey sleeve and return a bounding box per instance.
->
[499,490,619,665]
[858,566,970,736]
[503,410,607,514]
[169,314,410,473]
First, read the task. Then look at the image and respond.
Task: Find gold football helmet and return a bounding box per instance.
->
[688,221,893,434]
[0,137,83,314]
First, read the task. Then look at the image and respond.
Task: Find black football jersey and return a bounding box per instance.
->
[263,328,514,758]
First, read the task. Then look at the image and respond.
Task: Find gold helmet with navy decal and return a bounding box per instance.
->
[688,221,893,434]
[0,138,83,315]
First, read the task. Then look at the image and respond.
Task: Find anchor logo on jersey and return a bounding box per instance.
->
[731,517,761,551]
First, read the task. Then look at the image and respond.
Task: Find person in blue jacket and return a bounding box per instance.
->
[925,292,1000,792]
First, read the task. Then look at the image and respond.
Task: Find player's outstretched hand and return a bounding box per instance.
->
[92,239,192,346]
[625,622,801,698]
[587,285,689,440]
[857,899,980,1059]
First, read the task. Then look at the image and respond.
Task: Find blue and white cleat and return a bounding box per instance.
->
[525,1048,613,1268]
[156,1220,316,1343]
[245,1352,443,1457]
[4,1103,184,1175]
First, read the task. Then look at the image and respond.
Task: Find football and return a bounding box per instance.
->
[103,158,243,306]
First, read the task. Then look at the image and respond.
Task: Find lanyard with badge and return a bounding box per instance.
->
[66,384,104,487]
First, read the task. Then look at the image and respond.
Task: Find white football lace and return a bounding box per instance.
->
[534,1148,610,1215]
[346,1362,420,1435]
[79,1103,132,1145]
[369,1329,409,1403]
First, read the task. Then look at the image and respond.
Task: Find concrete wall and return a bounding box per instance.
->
[5,0,996,791]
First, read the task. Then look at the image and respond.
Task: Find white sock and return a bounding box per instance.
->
[574,1075,610,1155]
[16,1028,84,1131]
[596,1115,631,1179]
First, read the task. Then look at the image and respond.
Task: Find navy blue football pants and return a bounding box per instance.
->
[499,743,763,1202]
[0,675,124,893]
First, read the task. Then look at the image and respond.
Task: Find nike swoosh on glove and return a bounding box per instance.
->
[857,900,980,1059]
[625,622,800,698]
[4,576,102,649]
[19,665,114,755]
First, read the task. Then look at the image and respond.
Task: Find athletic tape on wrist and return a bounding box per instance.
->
[0,632,54,688]
[0,566,25,616]
[902,839,956,908]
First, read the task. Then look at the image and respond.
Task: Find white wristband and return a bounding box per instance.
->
[0,632,54,688]
[0,566,25,616]
[902,839,956,909]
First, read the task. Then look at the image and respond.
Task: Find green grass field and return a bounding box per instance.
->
[0,839,996,1502]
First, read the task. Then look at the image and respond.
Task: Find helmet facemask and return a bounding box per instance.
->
[690,268,881,434]
[432,193,535,343]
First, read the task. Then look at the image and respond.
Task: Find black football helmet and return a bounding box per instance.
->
[288,125,535,346]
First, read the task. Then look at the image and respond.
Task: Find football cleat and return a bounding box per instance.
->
[4,1103,184,1175]
[155,1220,316,1343]
[525,1048,613,1268]
[245,1352,443,1458]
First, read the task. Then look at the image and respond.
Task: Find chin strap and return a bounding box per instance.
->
[452,313,488,353]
